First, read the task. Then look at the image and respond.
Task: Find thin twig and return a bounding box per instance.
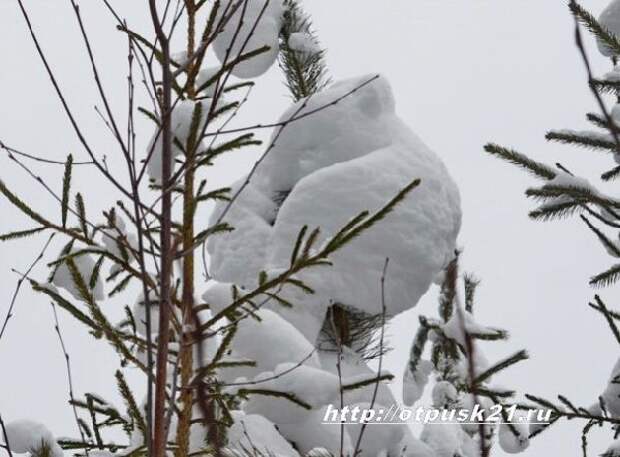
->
[49,299,89,453]
[0,234,55,343]
[352,258,389,457]
[0,413,13,457]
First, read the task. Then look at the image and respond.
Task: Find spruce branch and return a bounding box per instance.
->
[546,130,618,152]
[572,15,620,155]
[483,143,556,180]
[30,279,98,332]
[407,316,430,374]
[464,274,480,313]
[580,215,620,257]
[590,263,620,287]
[279,0,330,100]
[569,0,620,57]
[529,199,583,221]
[236,388,311,411]
[602,165,620,181]
[0,227,47,242]
[589,295,620,345]
[115,370,148,440]
[61,154,73,228]
[473,350,529,385]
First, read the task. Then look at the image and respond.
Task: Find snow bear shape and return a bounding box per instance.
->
[207,74,461,343]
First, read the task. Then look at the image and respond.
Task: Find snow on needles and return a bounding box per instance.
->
[51,247,104,302]
[146,99,211,184]
[599,356,620,417]
[3,420,64,457]
[213,0,284,79]
[288,32,320,54]
[207,74,462,344]
[598,0,620,57]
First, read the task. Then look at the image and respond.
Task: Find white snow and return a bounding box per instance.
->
[51,247,104,302]
[612,104,620,124]
[443,308,498,348]
[431,381,458,408]
[498,412,530,454]
[548,170,597,194]
[196,67,220,98]
[604,439,620,457]
[203,281,321,379]
[207,75,461,344]
[212,0,284,79]
[318,349,397,408]
[392,430,437,457]
[276,406,353,457]
[243,363,342,424]
[605,66,620,82]
[402,360,433,406]
[218,309,320,380]
[458,394,495,436]
[600,356,620,417]
[146,99,211,183]
[101,215,138,276]
[345,402,404,456]
[288,32,320,54]
[132,291,160,337]
[553,129,616,149]
[226,411,299,456]
[421,419,475,457]
[305,448,333,457]
[4,420,63,457]
[454,348,490,382]
[598,0,620,57]
[227,308,320,373]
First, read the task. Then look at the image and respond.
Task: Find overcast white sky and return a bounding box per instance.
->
[0,1,618,456]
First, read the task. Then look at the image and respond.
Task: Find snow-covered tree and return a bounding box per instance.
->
[0,2,542,457]
[485,1,620,455]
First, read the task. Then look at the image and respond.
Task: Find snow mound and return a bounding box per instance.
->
[498,412,530,454]
[207,75,461,343]
[403,359,433,406]
[147,99,211,183]
[243,363,341,424]
[277,406,353,457]
[226,411,299,456]
[443,308,501,348]
[4,420,63,457]
[421,420,476,457]
[202,281,320,379]
[318,350,397,408]
[213,0,284,78]
[392,430,437,457]
[600,356,620,417]
[604,439,620,457]
[132,291,160,337]
[226,308,319,372]
[101,215,138,276]
[288,32,320,54]
[431,381,458,408]
[345,402,405,456]
[51,248,104,302]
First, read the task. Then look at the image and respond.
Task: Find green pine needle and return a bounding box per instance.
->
[569,0,620,57]
[279,0,330,100]
[484,143,556,180]
[0,227,46,242]
[61,154,73,228]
